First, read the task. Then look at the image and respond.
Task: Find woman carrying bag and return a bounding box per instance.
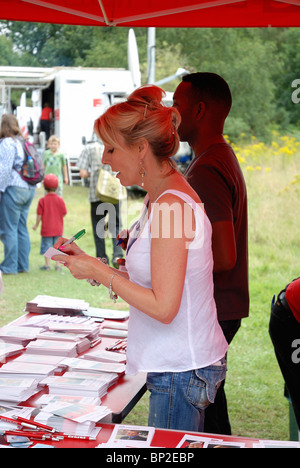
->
[0,114,35,274]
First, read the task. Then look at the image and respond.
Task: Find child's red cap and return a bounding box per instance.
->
[43,173,59,189]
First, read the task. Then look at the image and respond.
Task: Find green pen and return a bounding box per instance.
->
[61,229,86,247]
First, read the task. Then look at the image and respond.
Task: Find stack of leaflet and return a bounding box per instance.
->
[0,361,59,380]
[36,332,91,355]
[12,353,68,373]
[0,326,43,346]
[22,313,95,329]
[40,322,100,353]
[99,328,128,339]
[33,408,102,438]
[0,343,25,364]
[46,322,100,341]
[40,372,116,399]
[25,295,89,316]
[37,401,111,424]
[84,307,129,321]
[65,371,119,390]
[0,377,40,403]
[61,357,126,375]
[84,349,126,364]
[26,339,78,357]
[20,314,100,354]
[34,393,101,407]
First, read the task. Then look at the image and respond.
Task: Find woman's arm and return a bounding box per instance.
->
[0,139,15,191]
[53,194,195,324]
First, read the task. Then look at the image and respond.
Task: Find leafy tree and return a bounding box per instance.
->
[0,21,61,59]
[0,22,299,139]
[0,35,20,65]
[40,25,95,66]
[0,34,34,66]
[275,28,300,126]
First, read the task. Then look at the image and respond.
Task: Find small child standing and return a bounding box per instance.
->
[43,135,69,197]
[33,174,67,271]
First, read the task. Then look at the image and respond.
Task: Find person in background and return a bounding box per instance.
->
[52,85,229,433]
[33,173,67,272]
[173,73,249,435]
[77,139,123,267]
[269,278,300,431]
[0,114,35,275]
[40,102,53,141]
[43,135,68,197]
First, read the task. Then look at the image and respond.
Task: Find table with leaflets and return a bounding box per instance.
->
[0,295,149,447]
[28,422,261,449]
[0,296,298,449]
[48,423,262,448]
[1,305,146,419]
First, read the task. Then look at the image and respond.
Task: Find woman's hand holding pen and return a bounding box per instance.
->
[52,232,128,290]
[52,247,108,282]
[52,236,99,281]
[54,237,86,256]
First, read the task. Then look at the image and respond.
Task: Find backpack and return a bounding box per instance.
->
[18,139,45,186]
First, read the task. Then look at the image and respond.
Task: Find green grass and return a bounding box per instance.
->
[1,149,300,440]
[0,185,142,323]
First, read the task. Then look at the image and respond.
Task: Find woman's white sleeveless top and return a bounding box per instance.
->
[125,190,228,375]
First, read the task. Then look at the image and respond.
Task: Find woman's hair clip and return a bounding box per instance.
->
[144,104,148,119]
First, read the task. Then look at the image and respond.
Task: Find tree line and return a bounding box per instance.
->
[0,22,299,141]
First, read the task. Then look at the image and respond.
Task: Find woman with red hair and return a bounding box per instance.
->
[53,85,228,432]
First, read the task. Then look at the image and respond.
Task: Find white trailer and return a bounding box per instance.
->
[53,67,135,157]
[0,66,135,152]
[0,65,136,184]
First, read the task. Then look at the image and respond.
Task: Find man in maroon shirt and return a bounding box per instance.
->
[173,73,249,435]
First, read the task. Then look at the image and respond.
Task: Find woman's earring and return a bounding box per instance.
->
[139,165,146,187]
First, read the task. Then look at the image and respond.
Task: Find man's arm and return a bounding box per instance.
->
[79,169,90,179]
[77,147,90,179]
[188,163,237,273]
[211,221,237,273]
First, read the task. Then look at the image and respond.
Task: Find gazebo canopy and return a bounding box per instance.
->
[1,0,300,28]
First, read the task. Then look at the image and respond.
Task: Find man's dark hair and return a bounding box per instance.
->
[183,72,232,116]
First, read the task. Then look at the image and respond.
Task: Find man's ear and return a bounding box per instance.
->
[195,101,206,121]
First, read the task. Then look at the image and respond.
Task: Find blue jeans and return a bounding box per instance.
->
[40,236,60,255]
[147,360,227,432]
[0,186,35,274]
